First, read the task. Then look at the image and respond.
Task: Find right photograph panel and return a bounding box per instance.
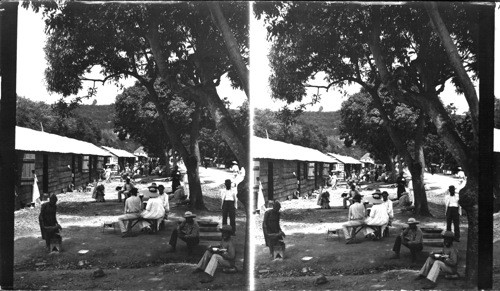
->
[251,2,484,290]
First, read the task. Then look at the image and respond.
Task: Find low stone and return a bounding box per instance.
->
[314,275,328,286]
[92,268,105,278]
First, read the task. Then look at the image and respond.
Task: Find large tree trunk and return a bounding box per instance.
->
[368,88,431,216]
[185,155,204,210]
[424,2,479,142]
[369,7,477,284]
[411,114,431,216]
[207,1,249,98]
[460,178,478,288]
[408,159,431,216]
[188,104,205,209]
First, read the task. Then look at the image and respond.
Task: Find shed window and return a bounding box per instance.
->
[21,153,35,180]
[82,156,89,172]
[307,162,315,180]
[97,157,104,169]
[78,156,83,172]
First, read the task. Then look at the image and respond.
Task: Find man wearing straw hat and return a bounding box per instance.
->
[390,217,423,262]
[416,230,459,289]
[195,225,236,283]
[169,211,200,254]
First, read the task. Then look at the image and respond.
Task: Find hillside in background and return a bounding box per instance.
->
[254,109,366,159]
[74,104,140,153]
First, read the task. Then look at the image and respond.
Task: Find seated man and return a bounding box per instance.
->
[140,183,159,202]
[117,178,134,202]
[391,217,423,262]
[342,194,365,244]
[117,188,142,238]
[398,192,415,212]
[139,195,165,233]
[416,231,459,289]
[263,200,286,259]
[194,225,236,283]
[364,193,389,240]
[169,211,200,254]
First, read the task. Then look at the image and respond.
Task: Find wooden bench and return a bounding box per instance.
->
[352,224,390,239]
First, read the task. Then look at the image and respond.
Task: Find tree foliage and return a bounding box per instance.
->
[16,96,102,144]
[254,108,328,151]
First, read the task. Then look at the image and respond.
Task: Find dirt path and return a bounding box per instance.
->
[13,167,248,290]
[254,173,479,290]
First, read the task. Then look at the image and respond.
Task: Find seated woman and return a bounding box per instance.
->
[39,194,62,252]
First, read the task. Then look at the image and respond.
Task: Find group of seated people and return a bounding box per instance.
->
[115,180,237,283]
[342,190,394,244]
[117,184,170,237]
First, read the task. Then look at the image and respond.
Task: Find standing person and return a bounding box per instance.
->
[396,172,407,199]
[170,166,181,194]
[342,194,365,244]
[39,194,62,252]
[262,200,286,258]
[381,191,394,235]
[157,185,170,219]
[416,231,459,289]
[169,211,200,254]
[328,170,337,190]
[195,225,236,283]
[445,185,461,242]
[390,218,423,262]
[221,179,237,235]
[105,166,112,183]
[117,188,142,238]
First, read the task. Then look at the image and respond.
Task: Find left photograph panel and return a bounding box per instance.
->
[3,2,250,290]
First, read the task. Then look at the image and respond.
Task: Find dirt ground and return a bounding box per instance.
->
[13,167,248,290]
[254,173,496,290]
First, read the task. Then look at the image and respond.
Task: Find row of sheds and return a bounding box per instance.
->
[15,126,135,208]
[252,136,363,203]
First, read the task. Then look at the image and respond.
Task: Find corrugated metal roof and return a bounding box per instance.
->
[360,153,374,164]
[15,126,111,156]
[252,136,338,163]
[102,146,136,158]
[327,153,362,164]
[134,146,148,157]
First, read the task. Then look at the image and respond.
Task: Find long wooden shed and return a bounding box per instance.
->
[15,126,111,208]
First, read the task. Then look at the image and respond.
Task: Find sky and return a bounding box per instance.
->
[251,7,486,114]
[16,7,246,109]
